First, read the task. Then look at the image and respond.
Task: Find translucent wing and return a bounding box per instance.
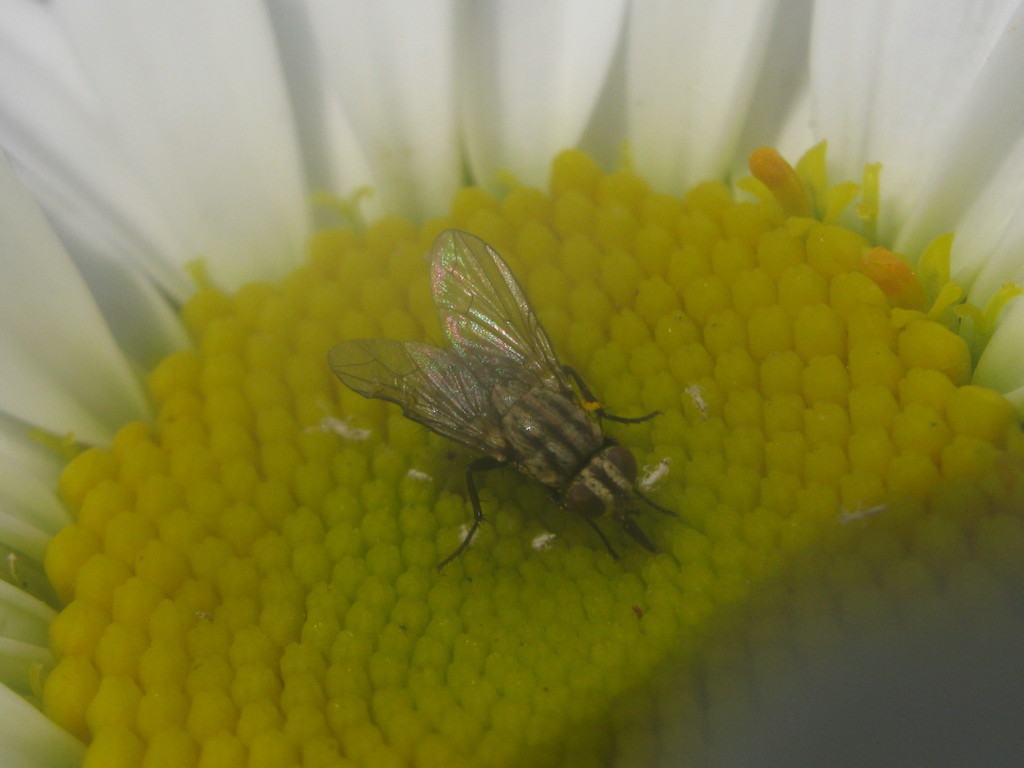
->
[431,230,568,387]
[328,338,509,458]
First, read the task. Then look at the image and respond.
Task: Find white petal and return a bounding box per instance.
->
[901,15,1024,268]
[809,0,1022,248]
[901,2,1024,297]
[264,1,380,219]
[0,153,151,445]
[764,83,815,170]
[303,0,462,219]
[0,0,192,300]
[0,452,70,563]
[0,413,66,486]
[0,639,52,701]
[950,133,1024,305]
[973,297,1024,409]
[0,511,61,570]
[458,0,628,190]
[2,0,311,293]
[732,2,815,176]
[0,580,55,660]
[0,572,56,633]
[627,0,781,193]
[0,681,84,767]
[58,236,188,370]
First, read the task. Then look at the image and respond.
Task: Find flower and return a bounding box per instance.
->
[2,2,1023,767]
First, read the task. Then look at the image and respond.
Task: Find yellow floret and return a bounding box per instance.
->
[86,674,142,733]
[82,726,144,768]
[897,317,971,384]
[805,222,865,276]
[43,147,1024,768]
[946,385,1018,443]
[44,654,100,740]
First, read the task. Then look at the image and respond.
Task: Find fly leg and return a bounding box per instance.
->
[437,456,503,570]
[562,365,660,424]
[585,518,621,561]
[636,490,676,517]
[544,488,625,561]
[617,515,659,553]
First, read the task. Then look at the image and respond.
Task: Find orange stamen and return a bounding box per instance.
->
[748,146,811,217]
[860,246,926,310]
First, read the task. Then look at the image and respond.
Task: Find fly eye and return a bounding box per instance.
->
[564,482,605,519]
[606,445,638,483]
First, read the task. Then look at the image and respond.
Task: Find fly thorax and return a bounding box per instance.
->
[488,375,532,413]
[498,383,603,489]
[563,444,639,520]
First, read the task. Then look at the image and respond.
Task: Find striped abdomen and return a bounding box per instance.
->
[496,381,604,490]
[495,380,639,521]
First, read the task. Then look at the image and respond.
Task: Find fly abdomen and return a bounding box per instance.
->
[497,383,603,488]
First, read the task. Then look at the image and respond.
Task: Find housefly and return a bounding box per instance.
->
[329,229,674,568]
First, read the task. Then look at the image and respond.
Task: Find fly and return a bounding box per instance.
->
[329,229,674,569]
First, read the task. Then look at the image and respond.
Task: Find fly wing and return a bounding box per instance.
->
[328,338,508,458]
[431,230,568,387]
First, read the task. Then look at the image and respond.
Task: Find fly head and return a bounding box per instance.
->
[563,444,638,520]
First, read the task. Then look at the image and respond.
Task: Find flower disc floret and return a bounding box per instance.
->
[43,148,1024,767]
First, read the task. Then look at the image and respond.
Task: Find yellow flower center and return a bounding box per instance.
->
[42,149,1024,767]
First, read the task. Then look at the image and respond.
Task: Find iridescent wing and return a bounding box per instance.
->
[328,338,509,458]
[430,230,569,387]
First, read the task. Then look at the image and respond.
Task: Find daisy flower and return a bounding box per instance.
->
[1,2,1023,767]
